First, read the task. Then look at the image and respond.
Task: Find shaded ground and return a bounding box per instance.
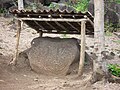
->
[0,17,120,90]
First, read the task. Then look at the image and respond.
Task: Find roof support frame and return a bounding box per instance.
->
[10,17,91,76]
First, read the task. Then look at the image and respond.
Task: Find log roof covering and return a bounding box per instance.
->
[11,9,94,35]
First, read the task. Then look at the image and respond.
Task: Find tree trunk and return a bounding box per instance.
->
[92,0,108,82]
[18,0,24,10]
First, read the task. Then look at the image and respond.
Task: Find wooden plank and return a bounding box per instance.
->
[78,21,86,76]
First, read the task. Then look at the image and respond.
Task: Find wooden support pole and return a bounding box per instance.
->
[78,21,86,76]
[10,20,22,65]
[39,31,43,37]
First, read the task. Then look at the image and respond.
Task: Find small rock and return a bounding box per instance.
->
[106,55,114,60]
[110,52,115,56]
[0,39,3,42]
[23,75,27,77]
[32,32,37,34]
[90,52,97,59]
[90,46,94,48]
[86,46,89,50]
[0,80,5,82]
[62,82,70,87]
[15,78,18,80]
[14,35,17,37]
[34,77,39,82]
[105,45,109,47]
[0,53,3,55]
[119,55,120,58]
[0,47,2,49]
[101,51,109,56]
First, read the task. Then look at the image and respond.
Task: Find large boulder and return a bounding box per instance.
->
[27,37,80,76]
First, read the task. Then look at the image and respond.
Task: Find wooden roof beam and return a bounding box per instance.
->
[17,18,88,22]
[54,21,69,31]
[45,22,57,32]
[34,21,45,30]
[66,22,79,31]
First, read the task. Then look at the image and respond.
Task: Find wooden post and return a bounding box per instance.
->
[39,31,43,37]
[10,20,22,65]
[18,0,24,10]
[78,21,86,76]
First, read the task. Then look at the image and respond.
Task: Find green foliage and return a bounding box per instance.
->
[0,8,6,14]
[49,0,90,12]
[108,64,120,77]
[73,0,90,12]
[115,0,120,4]
[111,0,120,4]
[105,31,113,36]
[26,3,40,10]
[104,21,119,33]
[104,22,117,33]
[113,40,120,44]
[49,3,59,10]
[108,0,120,4]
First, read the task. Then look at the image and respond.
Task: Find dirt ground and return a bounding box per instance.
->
[0,17,120,90]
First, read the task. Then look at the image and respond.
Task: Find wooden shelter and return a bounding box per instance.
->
[10,0,94,76]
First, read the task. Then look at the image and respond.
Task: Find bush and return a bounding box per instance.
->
[49,0,90,12]
[104,22,114,33]
[49,2,59,10]
[104,22,119,32]
[0,8,6,14]
[72,0,90,12]
[108,64,120,77]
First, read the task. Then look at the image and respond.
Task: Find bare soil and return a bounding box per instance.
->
[0,17,120,90]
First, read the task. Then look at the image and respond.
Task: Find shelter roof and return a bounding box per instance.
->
[11,9,94,35]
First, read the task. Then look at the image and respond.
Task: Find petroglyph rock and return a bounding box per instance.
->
[27,37,80,76]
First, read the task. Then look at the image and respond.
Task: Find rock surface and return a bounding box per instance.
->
[26,37,80,76]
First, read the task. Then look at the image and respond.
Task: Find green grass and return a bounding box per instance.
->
[113,40,120,44]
